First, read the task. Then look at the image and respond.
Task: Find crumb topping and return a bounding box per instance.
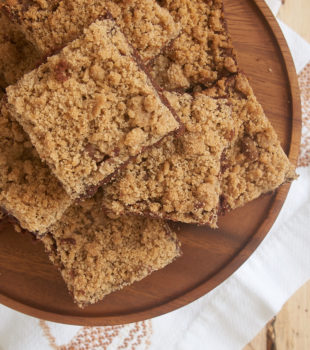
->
[2,0,180,63]
[42,191,181,307]
[149,0,238,91]
[0,100,72,234]
[102,92,234,226]
[203,73,297,211]
[0,12,40,89]
[7,19,180,198]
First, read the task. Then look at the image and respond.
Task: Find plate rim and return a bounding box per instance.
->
[0,0,302,326]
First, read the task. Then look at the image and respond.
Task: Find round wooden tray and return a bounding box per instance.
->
[0,0,301,326]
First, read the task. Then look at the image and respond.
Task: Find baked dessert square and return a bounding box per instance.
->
[149,0,238,91]
[0,12,39,91]
[0,99,72,235]
[102,92,234,227]
[203,73,297,212]
[7,18,181,198]
[2,0,180,63]
[42,191,181,307]
[101,73,296,223]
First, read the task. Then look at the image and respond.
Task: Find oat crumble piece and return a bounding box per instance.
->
[7,19,180,198]
[2,0,180,63]
[0,11,40,90]
[41,191,181,307]
[102,92,234,227]
[203,73,297,211]
[0,99,72,235]
[149,0,238,91]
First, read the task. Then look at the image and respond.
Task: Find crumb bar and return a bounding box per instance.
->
[203,73,297,212]
[0,99,72,235]
[0,12,40,90]
[102,92,234,227]
[41,191,181,307]
[7,19,180,199]
[2,0,180,63]
[149,0,238,91]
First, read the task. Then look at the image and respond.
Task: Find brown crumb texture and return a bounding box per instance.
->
[0,99,72,235]
[0,210,5,221]
[102,92,234,227]
[7,19,180,198]
[0,12,40,89]
[2,0,180,63]
[203,73,297,212]
[149,0,238,91]
[41,191,181,307]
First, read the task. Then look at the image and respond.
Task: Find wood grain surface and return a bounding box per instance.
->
[278,0,310,44]
[0,0,301,326]
[245,281,310,350]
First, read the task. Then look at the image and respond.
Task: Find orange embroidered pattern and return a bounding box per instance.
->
[298,62,310,167]
[39,320,152,349]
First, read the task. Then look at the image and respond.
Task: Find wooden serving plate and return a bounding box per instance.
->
[0,0,301,326]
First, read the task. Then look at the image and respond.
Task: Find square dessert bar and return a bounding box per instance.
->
[0,99,72,235]
[149,0,238,91]
[0,12,40,90]
[2,0,180,63]
[7,18,181,199]
[203,73,297,212]
[102,92,234,227]
[41,191,181,307]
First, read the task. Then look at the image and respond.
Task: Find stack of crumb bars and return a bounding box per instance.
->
[0,0,296,307]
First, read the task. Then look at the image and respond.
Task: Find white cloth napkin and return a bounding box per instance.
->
[1,1,310,349]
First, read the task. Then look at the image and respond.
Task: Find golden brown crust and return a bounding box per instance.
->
[0,13,70,235]
[0,100,72,234]
[101,72,296,222]
[2,0,180,63]
[203,73,297,211]
[7,19,180,198]
[102,92,234,227]
[148,0,238,91]
[0,12,40,89]
[41,190,181,307]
